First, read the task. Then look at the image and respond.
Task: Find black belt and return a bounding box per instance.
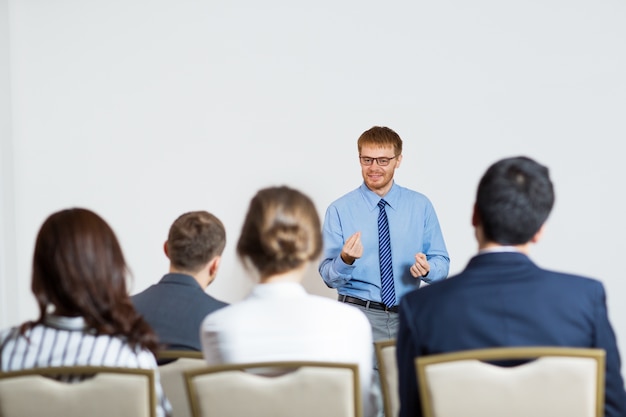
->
[338,295,398,313]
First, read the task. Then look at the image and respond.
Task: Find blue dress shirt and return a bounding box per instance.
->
[319,182,450,305]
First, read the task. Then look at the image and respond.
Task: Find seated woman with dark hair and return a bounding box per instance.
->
[0,208,172,417]
[200,186,378,417]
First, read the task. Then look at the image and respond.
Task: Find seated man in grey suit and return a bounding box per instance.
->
[133,211,228,352]
[396,156,626,417]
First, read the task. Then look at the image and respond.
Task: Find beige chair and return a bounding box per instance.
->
[0,366,156,417]
[375,338,399,417]
[184,360,363,417]
[157,350,207,417]
[416,346,605,417]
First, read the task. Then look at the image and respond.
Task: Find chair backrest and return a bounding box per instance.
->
[375,338,399,417]
[184,361,362,417]
[0,366,156,417]
[157,350,207,417]
[416,346,605,417]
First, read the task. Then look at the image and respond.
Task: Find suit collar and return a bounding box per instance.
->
[468,251,534,267]
[160,273,202,289]
[43,315,88,331]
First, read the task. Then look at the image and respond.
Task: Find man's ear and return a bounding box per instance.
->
[163,241,170,259]
[471,203,480,227]
[395,153,403,169]
[208,255,222,277]
[530,224,546,244]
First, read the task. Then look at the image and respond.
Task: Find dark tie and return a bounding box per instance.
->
[378,199,396,307]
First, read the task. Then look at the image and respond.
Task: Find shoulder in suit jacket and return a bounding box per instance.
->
[132,273,228,351]
[396,251,626,417]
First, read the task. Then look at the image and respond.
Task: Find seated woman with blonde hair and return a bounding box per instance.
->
[0,208,172,417]
[200,186,378,417]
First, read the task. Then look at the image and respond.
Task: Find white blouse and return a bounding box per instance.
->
[201,282,378,417]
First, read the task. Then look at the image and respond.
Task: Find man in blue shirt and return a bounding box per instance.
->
[319,125,450,342]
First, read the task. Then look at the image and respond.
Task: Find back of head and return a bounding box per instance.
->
[167,211,226,273]
[32,208,128,319]
[237,186,322,278]
[30,208,157,352]
[357,126,403,155]
[476,156,555,244]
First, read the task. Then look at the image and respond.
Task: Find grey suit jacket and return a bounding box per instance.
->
[132,273,228,351]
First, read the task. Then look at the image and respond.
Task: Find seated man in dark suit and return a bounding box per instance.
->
[396,156,626,417]
[133,211,228,352]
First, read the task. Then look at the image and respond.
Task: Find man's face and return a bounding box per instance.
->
[359,144,402,196]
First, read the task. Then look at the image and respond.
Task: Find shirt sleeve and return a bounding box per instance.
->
[318,205,356,287]
[419,201,450,284]
[199,313,223,365]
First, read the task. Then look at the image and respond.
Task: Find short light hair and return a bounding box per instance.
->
[357,126,403,156]
[237,186,322,277]
[166,211,226,273]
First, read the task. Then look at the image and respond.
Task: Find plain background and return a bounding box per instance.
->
[1,0,625,369]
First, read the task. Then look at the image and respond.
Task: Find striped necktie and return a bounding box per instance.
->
[378,199,396,307]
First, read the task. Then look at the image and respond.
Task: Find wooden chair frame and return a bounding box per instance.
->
[416,346,605,417]
[184,360,362,417]
[0,365,156,417]
[157,350,206,417]
[374,338,398,417]
[157,350,204,361]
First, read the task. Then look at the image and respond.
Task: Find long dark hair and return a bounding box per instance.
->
[25,208,157,354]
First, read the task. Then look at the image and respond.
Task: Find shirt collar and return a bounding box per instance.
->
[359,181,399,211]
[478,246,523,254]
[43,315,88,331]
[248,282,308,299]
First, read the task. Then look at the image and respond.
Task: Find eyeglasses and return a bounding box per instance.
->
[359,155,398,166]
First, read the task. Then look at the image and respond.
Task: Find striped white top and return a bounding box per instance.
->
[0,315,172,417]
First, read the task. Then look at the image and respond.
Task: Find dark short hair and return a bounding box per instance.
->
[476,156,555,244]
[29,208,157,353]
[166,211,226,273]
[357,126,403,156]
[237,186,322,277]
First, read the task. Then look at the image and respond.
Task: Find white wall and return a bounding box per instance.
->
[2,0,626,359]
[0,0,18,327]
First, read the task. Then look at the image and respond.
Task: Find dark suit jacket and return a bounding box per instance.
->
[132,273,228,351]
[397,251,626,417]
